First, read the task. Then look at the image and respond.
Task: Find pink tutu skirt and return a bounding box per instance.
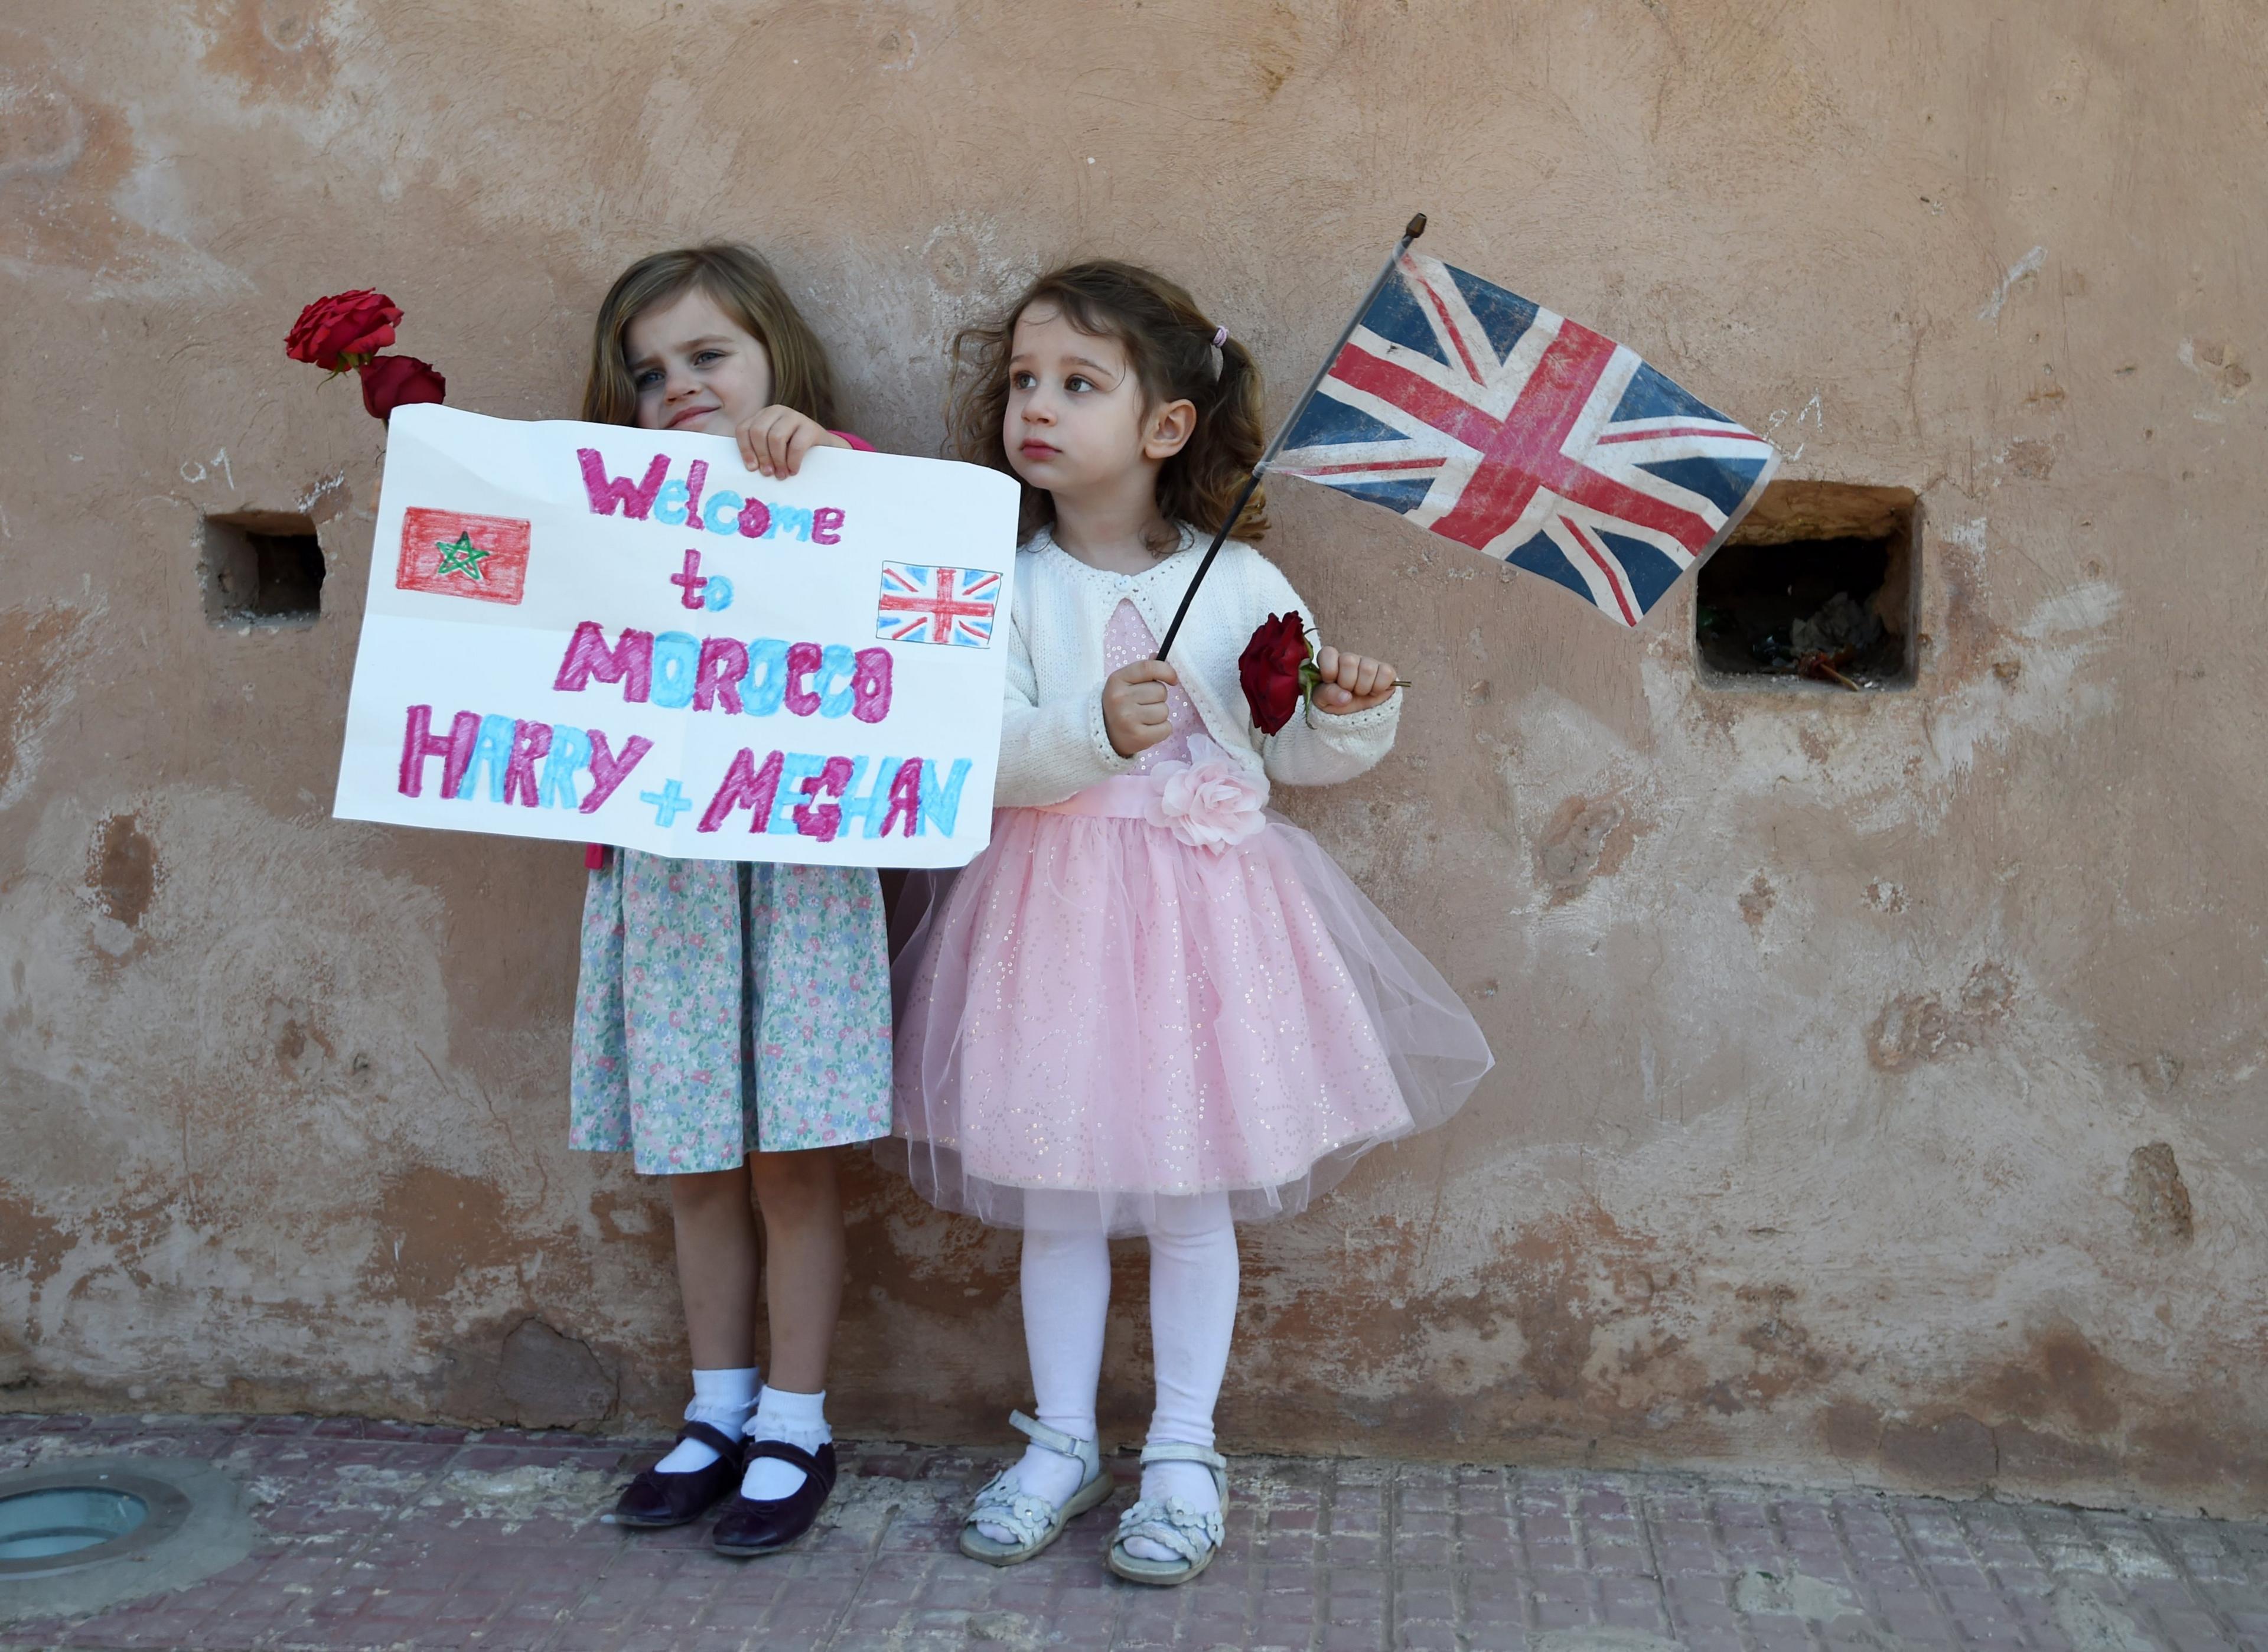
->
[882,776,1494,1234]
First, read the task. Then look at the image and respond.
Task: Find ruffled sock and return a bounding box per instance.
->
[653,1366,758,1474]
[741,1385,831,1501]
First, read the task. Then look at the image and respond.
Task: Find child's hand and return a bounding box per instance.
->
[1102,661,1179,757]
[737,406,849,478]
[1310,646,1400,715]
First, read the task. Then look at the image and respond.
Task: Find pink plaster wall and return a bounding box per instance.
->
[2,0,2264,1513]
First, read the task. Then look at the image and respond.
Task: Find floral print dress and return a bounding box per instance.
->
[570,851,893,1174]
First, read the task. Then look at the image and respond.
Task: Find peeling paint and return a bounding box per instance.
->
[0,604,95,810]
[1978,246,2047,322]
[2124,1143,2194,1251]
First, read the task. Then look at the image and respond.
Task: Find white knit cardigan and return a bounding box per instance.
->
[996,526,1403,810]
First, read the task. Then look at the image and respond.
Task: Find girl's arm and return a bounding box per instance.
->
[1251,561,1402,787]
[993,596,1137,808]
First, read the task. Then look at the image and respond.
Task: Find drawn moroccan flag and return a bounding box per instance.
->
[875,561,1001,647]
[395,507,532,605]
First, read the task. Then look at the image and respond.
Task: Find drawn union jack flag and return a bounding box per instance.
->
[876,561,1002,647]
[1276,253,1777,627]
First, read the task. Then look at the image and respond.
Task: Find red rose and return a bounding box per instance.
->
[1238,610,1313,735]
[285,289,403,372]
[357,354,447,421]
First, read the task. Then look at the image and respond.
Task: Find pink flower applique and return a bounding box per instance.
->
[1143,734,1269,852]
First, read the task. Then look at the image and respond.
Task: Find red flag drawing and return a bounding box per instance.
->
[395,507,532,606]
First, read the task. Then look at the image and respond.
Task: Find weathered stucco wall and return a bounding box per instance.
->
[4,0,2264,1515]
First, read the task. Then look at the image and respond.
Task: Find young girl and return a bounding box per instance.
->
[887,261,1493,1583]
[571,243,889,1556]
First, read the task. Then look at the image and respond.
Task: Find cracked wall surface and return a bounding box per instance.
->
[1,0,2263,1514]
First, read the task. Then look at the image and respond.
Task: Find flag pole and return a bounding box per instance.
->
[1153,212,1428,662]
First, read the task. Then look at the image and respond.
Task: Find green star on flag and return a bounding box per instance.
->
[434,530,491,581]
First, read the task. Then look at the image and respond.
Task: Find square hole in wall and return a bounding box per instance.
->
[1695,483,1918,690]
[201,511,324,625]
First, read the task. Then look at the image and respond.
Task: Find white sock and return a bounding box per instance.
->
[1126,1459,1224,1559]
[1138,1459,1221,1514]
[976,1211,1108,1545]
[1125,1194,1236,1563]
[654,1366,758,1473]
[741,1385,830,1501]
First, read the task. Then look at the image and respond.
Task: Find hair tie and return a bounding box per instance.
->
[1211,325,1228,348]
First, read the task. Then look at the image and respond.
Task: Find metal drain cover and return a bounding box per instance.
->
[0,1456,253,1624]
[0,1486,148,1561]
[0,1473,184,1579]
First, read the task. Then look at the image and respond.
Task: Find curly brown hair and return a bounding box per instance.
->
[947,259,1267,549]
[582,243,838,431]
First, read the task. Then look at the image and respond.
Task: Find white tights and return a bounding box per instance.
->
[978,1191,1239,1556]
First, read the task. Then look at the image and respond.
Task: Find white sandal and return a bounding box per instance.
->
[958,1411,1113,1566]
[1106,1441,1228,1586]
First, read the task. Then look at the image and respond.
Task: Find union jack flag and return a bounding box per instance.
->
[1276,252,1777,627]
[876,561,1002,647]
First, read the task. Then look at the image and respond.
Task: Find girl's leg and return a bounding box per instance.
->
[740,1146,846,1498]
[974,1191,1111,1541]
[747,1146,845,1390]
[1025,1227,1113,1446]
[654,1166,762,1472]
[1125,1191,1239,1560]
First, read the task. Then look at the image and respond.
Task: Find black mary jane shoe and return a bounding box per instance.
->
[610,1421,746,1529]
[710,1439,837,1556]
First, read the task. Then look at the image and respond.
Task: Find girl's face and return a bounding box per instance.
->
[625,286,775,435]
[1003,304,1191,496]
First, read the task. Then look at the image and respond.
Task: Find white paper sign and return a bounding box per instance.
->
[333,405,1021,867]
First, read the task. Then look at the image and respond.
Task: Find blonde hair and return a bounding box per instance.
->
[582,243,838,429]
[947,259,1268,549]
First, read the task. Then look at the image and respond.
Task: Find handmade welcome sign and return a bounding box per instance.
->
[333,405,1021,867]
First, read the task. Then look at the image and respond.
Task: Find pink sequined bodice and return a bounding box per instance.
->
[1103,599,1203,772]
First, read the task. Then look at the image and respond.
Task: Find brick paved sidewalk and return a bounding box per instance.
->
[1,1415,2263,1651]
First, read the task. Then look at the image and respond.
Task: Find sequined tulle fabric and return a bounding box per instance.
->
[881,604,1493,1235]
